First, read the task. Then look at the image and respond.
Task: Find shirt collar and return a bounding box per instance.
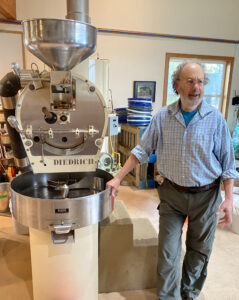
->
[168,99,213,117]
[198,99,214,117]
[167,99,181,116]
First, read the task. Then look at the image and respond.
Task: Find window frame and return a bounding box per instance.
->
[163,53,234,119]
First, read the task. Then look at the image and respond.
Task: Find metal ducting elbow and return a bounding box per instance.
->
[0,72,21,98]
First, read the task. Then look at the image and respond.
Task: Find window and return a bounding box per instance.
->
[163,53,234,118]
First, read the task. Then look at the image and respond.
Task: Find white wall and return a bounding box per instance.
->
[1,0,239,131]
[16,0,66,19]
[227,45,239,131]
[16,0,239,40]
[0,30,24,80]
[89,0,239,40]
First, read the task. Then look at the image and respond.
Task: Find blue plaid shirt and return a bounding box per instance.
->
[132,99,239,187]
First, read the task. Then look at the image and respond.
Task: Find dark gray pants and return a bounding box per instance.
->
[157,180,222,300]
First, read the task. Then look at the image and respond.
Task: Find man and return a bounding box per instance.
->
[106,62,238,300]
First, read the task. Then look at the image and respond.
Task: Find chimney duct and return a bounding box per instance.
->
[66,0,90,23]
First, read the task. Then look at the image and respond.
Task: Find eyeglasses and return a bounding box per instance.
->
[180,78,207,86]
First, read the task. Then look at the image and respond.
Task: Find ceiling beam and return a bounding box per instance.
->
[0,0,16,20]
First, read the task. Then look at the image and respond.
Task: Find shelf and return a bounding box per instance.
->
[0,158,13,161]
[0,212,11,217]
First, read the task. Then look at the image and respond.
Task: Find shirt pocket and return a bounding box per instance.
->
[189,131,213,154]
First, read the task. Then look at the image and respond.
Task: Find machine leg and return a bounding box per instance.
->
[29,224,98,300]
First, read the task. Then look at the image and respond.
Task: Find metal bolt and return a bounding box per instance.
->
[89,86,95,92]
[95,139,102,146]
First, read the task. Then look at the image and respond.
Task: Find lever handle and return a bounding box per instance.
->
[7,115,21,133]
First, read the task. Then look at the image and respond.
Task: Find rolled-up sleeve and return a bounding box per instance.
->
[216,117,239,180]
[131,116,159,163]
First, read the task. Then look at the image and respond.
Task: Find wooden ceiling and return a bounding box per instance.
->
[0,0,16,20]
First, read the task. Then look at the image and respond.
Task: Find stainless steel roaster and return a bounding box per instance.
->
[0,1,116,299]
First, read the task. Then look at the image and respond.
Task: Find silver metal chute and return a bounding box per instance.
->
[23,18,97,70]
[47,175,104,198]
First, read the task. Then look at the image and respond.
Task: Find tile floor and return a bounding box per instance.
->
[0,185,239,300]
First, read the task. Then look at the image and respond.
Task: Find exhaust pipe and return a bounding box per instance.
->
[0,72,32,173]
[66,0,90,23]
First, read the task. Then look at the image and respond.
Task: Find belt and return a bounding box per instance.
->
[165,177,221,193]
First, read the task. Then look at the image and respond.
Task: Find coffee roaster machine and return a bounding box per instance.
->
[0,1,118,299]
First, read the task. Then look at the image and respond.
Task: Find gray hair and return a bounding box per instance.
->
[172,61,209,94]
